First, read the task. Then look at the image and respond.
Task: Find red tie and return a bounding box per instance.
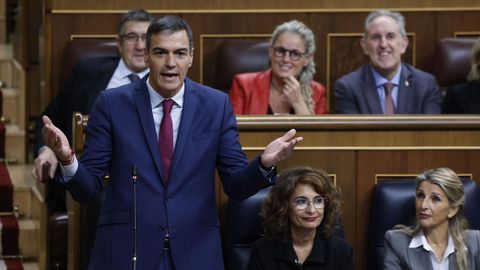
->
[384,82,395,114]
[159,99,174,184]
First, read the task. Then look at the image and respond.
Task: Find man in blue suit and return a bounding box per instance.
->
[41,16,303,270]
[334,10,441,114]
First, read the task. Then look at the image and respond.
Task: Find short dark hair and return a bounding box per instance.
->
[261,167,342,241]
[118,9,155,36]
[146,15,194,52]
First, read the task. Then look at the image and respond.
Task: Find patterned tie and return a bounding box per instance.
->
[127,73,140,82]
[383,82,395,114]
[159,99,174,184]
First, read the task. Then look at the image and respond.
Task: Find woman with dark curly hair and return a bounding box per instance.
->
[248,167,354,270]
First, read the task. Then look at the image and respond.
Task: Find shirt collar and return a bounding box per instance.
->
[371,64,402,87]
[145,75,185,109]
[409,230,465,254]
[117,58,149,80]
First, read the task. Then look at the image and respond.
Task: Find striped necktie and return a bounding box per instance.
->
[383,82,395,114]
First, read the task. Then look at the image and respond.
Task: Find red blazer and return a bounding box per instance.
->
[229,69,328,115]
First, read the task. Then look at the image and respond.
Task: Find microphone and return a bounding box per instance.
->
[132,164,138,270]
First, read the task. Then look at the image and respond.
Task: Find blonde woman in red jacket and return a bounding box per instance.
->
[229,20,328,115]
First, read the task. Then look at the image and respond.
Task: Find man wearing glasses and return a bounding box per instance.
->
[229,20,328,115]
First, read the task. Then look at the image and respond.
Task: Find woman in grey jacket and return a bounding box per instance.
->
[384,168,480,270]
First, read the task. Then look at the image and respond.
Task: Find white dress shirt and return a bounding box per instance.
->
[371,65,401,114]
[105,59,149,90]
[409,231,460,270]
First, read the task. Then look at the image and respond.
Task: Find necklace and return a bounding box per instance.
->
[429,242,447,247]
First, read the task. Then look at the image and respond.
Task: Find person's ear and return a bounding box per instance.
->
[268,46,274,60]
[305,53,313,65]
[188,47,194,67]
[400,36,409,54]
[360,38,368,55]
[448,205,459,219]
[116,37,123,53]
[144,48,149,65]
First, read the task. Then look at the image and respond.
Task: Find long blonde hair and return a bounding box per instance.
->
[395,168,469,270]
[270,20,316,113]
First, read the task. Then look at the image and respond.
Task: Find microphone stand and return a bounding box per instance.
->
[132,164,138,270]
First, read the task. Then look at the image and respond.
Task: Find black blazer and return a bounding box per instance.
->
[442,80,480,114]
[34,55,119,153]
[248,233,355,270]
[334,63,441,114]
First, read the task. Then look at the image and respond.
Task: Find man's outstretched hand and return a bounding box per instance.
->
[261,129,303,167]
[41,115,73,164]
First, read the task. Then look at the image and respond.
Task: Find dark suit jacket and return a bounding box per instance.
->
[248,233,354,270]
[384,229,480,270]
[442,80,480,113]
[229,69,328,115]
[62,76,274,270]
[34,55,119,153]
[334,64,441,114]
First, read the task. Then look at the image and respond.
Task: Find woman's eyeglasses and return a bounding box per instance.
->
[272,46,307,61]
[293,196,326,210]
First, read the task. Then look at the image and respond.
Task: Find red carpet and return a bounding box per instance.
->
[0,123,5,160]
[0,163,23,269]
[0,259,23,270]
[0,164,12,212]
[0,216,19,255]
[0,89,22,269]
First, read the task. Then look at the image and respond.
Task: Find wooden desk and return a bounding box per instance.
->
[231,115,480,270]
[71,114,480,270]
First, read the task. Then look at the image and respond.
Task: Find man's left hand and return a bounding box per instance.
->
[261,129,303,167]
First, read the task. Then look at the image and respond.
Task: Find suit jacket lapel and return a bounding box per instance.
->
[410,247,434,270]
[134,76,164,180]
[169,79,197,181]
[397,64,414,114]
[256,69,272,114]
[362,66,384,114]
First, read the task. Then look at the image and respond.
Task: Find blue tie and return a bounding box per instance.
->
[128,73,140,82]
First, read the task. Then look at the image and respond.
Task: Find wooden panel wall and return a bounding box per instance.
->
[50,0,480,10]
[42,9,480,114]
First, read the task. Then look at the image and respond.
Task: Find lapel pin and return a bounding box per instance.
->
[404,80,409,87]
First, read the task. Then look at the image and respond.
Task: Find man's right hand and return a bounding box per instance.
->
[41,115,74,165]
[31,147,58,182]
